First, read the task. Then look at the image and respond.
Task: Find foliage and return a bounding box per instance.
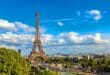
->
[41,70,59,75]
[0,47,30,75]
[30,66,59,75]
[47,57,73,64]
[78,58,110,72]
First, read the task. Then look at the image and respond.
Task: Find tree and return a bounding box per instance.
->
[0,47,30,75]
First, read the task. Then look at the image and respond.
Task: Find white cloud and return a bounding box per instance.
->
[0,32,54,47]
[14,22,35,33]
[82,33,109,44]
[0,31,109,50]
[87,9,102,21]
[0,19,17,31]
[0,19,36,33]
[93,33,109,43]
[41,34,53,44]
[0,32,33,45]
[58,32,109,45]
[58,39,65,44]
[59,32,83,44]
[57,22,64,26]
[0,31,110,55]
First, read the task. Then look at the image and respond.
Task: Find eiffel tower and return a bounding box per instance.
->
[28,12,47,64]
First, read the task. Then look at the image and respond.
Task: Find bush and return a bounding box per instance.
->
[0,47,30,75]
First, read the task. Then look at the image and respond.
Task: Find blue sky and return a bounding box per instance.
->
[0,0,110,55]
[0,0,110,34]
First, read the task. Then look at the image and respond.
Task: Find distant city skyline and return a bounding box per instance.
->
[0,0,110,55]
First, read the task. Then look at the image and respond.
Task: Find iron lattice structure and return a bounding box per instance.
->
[28,13,47,63]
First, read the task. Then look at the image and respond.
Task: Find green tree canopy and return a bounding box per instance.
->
[0,47,30,75]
